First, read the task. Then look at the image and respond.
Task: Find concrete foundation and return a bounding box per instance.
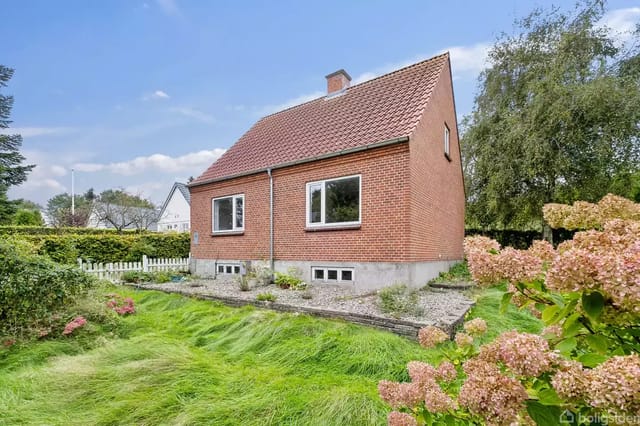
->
[191,258,461,292]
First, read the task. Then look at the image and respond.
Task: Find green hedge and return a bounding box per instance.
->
[0,226,144,235]
[0,239,95,336]
[5,231,190,264]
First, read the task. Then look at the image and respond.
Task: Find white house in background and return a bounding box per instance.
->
[157,182,191,232]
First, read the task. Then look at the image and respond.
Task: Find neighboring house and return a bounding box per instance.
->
[189,53,465,291]
[157,182,191,232]
[86,203,159,231]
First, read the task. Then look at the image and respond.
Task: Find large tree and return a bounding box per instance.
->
[92,189,157,232]
[462,1,640,230]
[0,66,34,223]
[46,191,93,227]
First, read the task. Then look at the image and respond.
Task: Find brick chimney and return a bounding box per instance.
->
[325,69,351,95]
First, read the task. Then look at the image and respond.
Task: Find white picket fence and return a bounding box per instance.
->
[77,254,190,281]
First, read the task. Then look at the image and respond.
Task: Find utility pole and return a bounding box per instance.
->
[71,168,75,216]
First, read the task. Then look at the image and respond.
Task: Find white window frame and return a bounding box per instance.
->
[305,174,361,228]
[311,267,355,283]
[212,194,245,234]
[216,263,241,275]
[444,124,451,158]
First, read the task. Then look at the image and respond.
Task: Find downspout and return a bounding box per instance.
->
[268,168,274,277]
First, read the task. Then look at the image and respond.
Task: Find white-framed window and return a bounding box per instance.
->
[217,263,241,275]
[306,174,361,228]
[311,267,355,282]
[444,124,451,158]
[212,194,244,233]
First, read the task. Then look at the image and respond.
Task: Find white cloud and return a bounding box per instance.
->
[170,106,215,123]
[352,42,490,85]
[445,43,491,76]
[142,90,170,101]
[258,91,324,116]
[74,148,226,176]
[0,127,76,138]
[599,7,640,44]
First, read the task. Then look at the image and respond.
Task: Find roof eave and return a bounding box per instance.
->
[188,135,410,188]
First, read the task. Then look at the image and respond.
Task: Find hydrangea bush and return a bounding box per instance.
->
[379,194,640,425]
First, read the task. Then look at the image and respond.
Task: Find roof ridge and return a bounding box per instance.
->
[259,51,450,120]
[347,51,449,91]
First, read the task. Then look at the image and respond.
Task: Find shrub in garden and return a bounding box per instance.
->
[274,269,307,290]
[256,292,277,302]
[0,239,94,337]
[378,194,640,425]
[378,284,421,317]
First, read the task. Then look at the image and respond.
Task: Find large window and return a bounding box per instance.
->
[212,194,244,233]
[306,175,360,227]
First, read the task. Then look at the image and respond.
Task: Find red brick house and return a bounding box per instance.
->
[189,52,465,291]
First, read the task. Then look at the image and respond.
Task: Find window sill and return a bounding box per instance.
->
[305,224,361,232]
[444,152,452,162]
[211,231,245,237]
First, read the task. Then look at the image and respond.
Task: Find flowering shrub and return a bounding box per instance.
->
[62,316,87,335]
[105,294,135,315]
[542,194,640,230]
[379,194,640,425]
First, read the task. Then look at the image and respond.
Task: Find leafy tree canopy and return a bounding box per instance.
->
[0,65,35,223]
[462,1,640,230]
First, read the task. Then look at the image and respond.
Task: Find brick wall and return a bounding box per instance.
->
[408,58,466,261]
[190,143,412,262]
[190,173,270,260]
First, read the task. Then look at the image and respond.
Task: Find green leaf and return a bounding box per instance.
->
[578,353,608,368]
[585,335,608,354]
[537,388,563,406]
[563,312,583,337]
[526,401,563,426]
[549,293,565,308]
[500,292,513,314]
[582,291,604,321]
[541,305,560,323]
[556,337,577,355]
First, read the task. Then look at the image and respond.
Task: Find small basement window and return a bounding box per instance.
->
[212,194,244,233]
[311,267,355,283]
[217,263,241,275]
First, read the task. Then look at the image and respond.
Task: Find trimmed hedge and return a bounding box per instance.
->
[465,228,575,249]
[0,226,144,235]
[0,239,95,336]
[4,230,190,264]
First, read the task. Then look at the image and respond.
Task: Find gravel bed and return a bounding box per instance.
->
[139,277,475,329]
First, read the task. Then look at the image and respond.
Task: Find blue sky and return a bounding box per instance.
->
[2,0,639,205]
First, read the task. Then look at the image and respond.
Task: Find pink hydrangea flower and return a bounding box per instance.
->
[463,318,487,336]
[378,381,422,409]
[387,411,417,426]
[62,316,87,335]
[418,326,449,348]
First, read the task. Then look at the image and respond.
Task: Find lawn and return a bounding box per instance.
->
[0,285,541,425]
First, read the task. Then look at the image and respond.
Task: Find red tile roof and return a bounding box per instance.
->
[192,52,449,185]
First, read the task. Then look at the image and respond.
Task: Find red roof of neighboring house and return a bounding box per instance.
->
[192,52,449,185]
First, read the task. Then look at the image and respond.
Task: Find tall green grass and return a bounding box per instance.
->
[0,286,541,425]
